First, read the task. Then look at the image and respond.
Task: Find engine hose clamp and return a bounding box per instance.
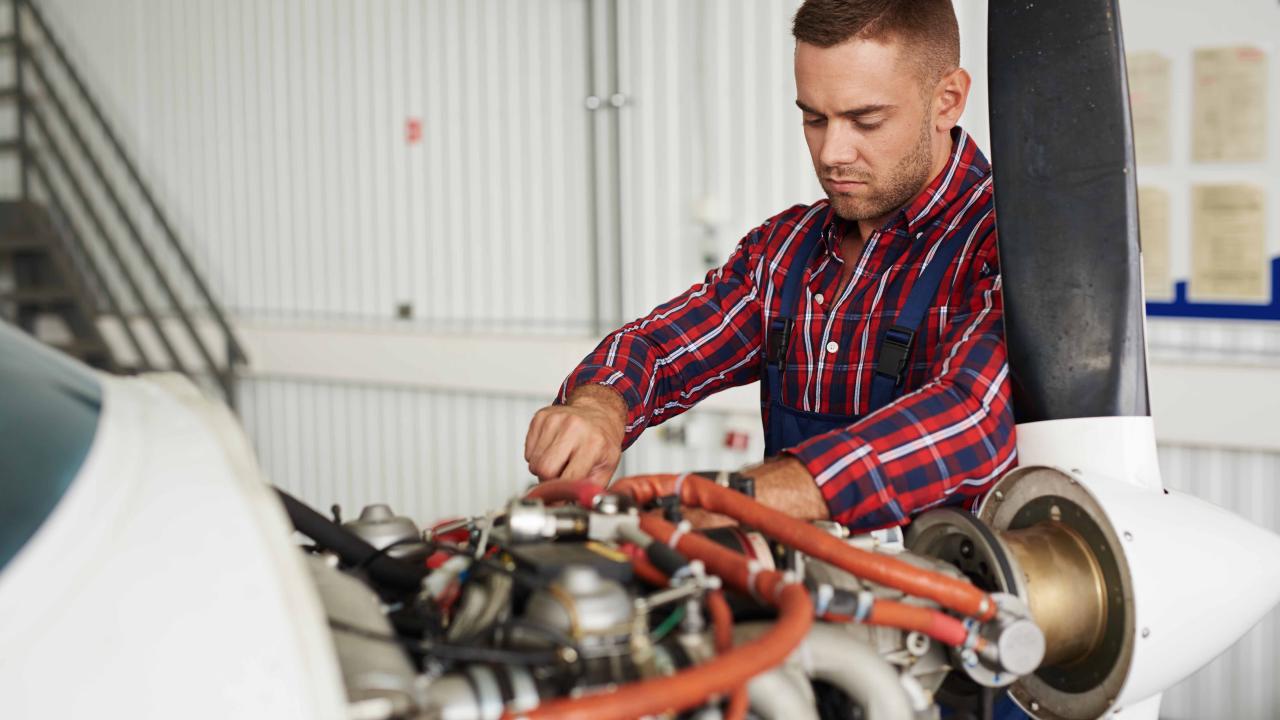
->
[667,520,693,550]
[962,617,982,651]
[671,558,703,585]
[745,560,765,602]
[854,590,875,623]
[814,583,835,617]
[674,471,691,499]
[654,494,683,523]
[774,570,798,601]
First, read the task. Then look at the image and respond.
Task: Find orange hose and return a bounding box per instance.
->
[825,600,970,647]
[707,590,734,652]
[524,479,602,508]
[611,473,997,622]
[868,601,970,647]
[628,551,670,588]
[504,518,812,720]
[707,590,749,720]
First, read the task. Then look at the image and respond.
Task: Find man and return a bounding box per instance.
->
[524,0,1015,533]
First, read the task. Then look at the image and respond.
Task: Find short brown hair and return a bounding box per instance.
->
[792,0,960,82]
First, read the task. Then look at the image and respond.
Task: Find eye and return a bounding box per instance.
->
[803,115,826,127]
[855,120,884,131]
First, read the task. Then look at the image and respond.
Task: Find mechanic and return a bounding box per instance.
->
[524,0,1016,534]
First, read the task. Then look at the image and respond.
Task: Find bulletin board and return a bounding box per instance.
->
[1126,36,1280,322]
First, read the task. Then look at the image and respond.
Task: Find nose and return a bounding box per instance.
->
[819,120,860,170]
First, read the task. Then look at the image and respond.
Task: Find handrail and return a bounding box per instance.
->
[27,151,152,369]
[11,2,27,197]
[24,104,177,370]
[22,0,246,368]
[25,54,220,383]
[0,0,248,405]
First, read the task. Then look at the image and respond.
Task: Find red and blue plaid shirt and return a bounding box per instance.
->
[560,130,1016,530]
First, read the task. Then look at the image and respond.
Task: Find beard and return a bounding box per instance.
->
[821,117,935,223]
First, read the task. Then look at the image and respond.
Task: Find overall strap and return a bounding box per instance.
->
[764,212,828,453]
[867,212,988,412]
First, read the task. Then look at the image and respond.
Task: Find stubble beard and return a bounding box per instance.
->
[823,118,935,223]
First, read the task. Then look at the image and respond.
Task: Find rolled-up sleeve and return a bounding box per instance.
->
[558,227,769,448]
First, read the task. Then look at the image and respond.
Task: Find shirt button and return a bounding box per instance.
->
[814,293,825,305]
[826,341,839,353]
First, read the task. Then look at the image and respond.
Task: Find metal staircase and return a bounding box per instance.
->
[0,0,245,406]
[0,199,113,369]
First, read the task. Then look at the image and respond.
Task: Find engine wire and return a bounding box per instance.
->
[327,618,564,666]
[649,605,686,642]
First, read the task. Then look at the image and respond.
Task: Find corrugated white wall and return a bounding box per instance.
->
[239,375,765,520]
[31,1,1280,716]
[40,0,596,332]
[238,376,545,520]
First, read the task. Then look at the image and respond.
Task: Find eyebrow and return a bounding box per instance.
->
[795,99,895,118]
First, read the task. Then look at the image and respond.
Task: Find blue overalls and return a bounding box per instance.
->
[762,213,978,457]
[761,212,1029,720]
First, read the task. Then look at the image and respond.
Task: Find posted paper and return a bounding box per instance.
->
[1192,46,1268,163]
[1128,52,1172,165]
[1191,184,1268,302]
[1139,186,1173,300]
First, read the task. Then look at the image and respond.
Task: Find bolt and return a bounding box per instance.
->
[1141,627,1150,639]
[906,631,930,656]
[994,490,1004,500]
[1123,531,1133,542]
[584,95,602,110]
[558,646,579,663]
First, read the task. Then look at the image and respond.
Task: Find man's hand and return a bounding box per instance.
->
[525,385,627,484]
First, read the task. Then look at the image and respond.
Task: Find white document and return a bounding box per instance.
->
[1190,184,1268,302]
[1128,52,1172,165]
[1139,187,1173,301]
[1192,46,1268,163]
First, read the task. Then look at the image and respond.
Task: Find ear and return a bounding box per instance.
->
[933,67,971,132]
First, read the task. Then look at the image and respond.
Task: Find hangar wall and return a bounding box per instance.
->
[29,0,1280,716]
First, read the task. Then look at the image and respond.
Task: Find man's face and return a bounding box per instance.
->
[795,37,939,224]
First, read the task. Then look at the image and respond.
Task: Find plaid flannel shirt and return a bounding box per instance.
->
[559,129,1016,530]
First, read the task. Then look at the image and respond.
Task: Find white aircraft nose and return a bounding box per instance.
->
[979,452,1280,720]
[1115,483,1280,706]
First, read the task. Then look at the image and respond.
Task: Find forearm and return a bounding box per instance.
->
[678,457,828,530]
[566,383,628,427]
[743,457,830,522]
[558,230,766,448]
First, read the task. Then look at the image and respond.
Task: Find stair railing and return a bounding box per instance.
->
[2,0,247,407]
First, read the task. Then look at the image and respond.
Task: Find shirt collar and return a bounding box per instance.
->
[821,127,990,249]
[900,127,990,235]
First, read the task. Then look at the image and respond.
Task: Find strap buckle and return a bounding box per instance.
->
[875,325,915,386]
[766,318,793,369]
